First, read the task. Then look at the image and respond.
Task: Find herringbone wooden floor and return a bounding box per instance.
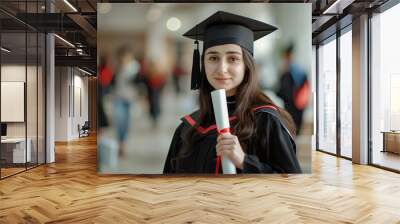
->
[0,135,399,224]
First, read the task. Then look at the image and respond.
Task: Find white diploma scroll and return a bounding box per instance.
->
[211,89,237,174]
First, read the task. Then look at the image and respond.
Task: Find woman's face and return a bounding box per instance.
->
[204,44,245,96]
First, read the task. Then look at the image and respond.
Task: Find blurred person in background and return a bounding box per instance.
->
[132,55,148,98]
[277,43,310,135]
[143,60,167,128]
[111,46,140,156]
[98,54,119,168]
[172,62,186,96]
[98,54,114,128]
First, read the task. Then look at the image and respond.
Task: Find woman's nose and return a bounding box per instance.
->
[216,60,228,75]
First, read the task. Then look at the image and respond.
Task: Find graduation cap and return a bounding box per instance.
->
[183,11,278,90]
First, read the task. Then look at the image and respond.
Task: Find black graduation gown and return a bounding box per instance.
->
[163,98,302,174]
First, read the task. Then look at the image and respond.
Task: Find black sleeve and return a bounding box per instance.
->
[242,113,302,174]
[242,154,275,173]
[163,123,184,174]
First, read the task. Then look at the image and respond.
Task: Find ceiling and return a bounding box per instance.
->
[1,0,97,72]
[0,0,394,74]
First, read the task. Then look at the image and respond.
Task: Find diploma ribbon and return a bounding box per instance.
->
[215,128,231,175]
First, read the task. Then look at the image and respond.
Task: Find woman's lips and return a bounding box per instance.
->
[215,77,231,83]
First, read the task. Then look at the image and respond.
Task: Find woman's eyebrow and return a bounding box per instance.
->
[226,51,242,55]
[206,51,242,55]
[206,51,220,55]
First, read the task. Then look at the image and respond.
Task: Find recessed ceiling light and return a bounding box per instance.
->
[63,0,78,12]
[1,47,11,53]
[322,0,352,15]
[78,67,92,76]
[54,34,75,48]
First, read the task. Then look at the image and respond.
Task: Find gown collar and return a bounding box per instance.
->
[182,102,280,136]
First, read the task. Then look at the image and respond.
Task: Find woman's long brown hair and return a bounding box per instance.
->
[171,47,295,170]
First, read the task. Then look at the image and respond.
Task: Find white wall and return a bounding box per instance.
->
[72,73,89,138]
[1,64,46,164]
[55,67,69,141]
[1,65,31,137]
[1,65,26,81]
[1,66,26,133]
[55,67,89,141]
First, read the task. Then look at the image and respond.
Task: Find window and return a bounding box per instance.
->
[339,29,352,158]
[371,3,400,171]
[317,37,337,154]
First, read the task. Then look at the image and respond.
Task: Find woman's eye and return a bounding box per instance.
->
[208,56,218,61]
[229,57,240,62]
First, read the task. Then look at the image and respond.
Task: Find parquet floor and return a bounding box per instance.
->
[1,167,26,178]
[0,135,400,223]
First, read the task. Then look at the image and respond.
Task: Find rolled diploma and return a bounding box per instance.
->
[211,89,237,174]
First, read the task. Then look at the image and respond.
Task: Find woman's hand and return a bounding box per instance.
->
[216,133,245,169]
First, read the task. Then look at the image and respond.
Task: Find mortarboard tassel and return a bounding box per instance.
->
[190,40,201,90]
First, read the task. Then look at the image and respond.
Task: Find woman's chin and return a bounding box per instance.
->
[211,83,232,91]
[210,86,236,96]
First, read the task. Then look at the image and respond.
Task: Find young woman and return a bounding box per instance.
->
[163,11,302,174]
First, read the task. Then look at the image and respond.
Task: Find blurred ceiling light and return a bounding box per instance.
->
[54,34,75,48]
[1,47,11,53]
[78,67,92,76]
[146,6,162,22]
[166,17,181,31]
[41,5,45,11]
[63,0,78,12]
[98,3,112,14]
